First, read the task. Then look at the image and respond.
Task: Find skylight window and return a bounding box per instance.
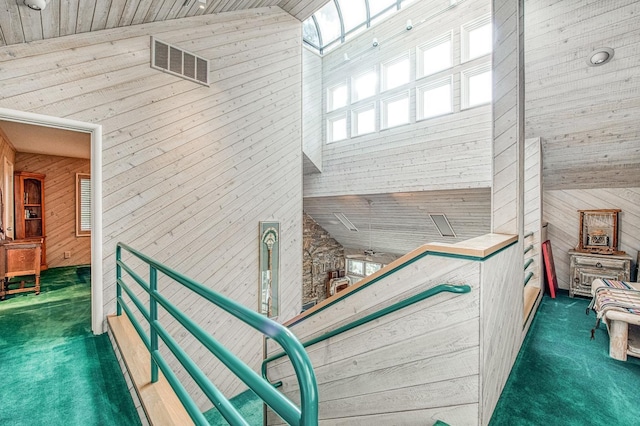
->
[302,0,415,53]
[341,0,367,33]
[315,1,342,47]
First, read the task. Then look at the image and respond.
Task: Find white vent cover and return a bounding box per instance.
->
[151,37,209,86]
[430,213,456,237]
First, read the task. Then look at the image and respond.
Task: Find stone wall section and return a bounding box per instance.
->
[303,213,345,305]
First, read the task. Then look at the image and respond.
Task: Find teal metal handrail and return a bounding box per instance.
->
[116,242,318,426]
[262,283,471,382]
[523,258,534,271]
[524,271,534,286]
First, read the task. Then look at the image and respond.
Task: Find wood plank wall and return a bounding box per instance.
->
[0,7,303,407]
[491,0,524,235]
[266,253,482,425]
[303,0,493,198]
[524,138,542,289]
[304,189,492,256]
[525,0,640,291]
[479,241,523,425]
[302,47,322,174]
[544,188,640,289]
[15,152,91,268]
[524,0,640,190]
[482,0,526,423]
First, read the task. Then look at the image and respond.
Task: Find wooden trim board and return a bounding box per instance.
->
[107,314,193,426]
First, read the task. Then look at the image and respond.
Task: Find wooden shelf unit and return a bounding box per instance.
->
[14,171,47,270]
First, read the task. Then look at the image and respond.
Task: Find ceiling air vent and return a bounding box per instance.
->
[334,212,358,232]
[151,37,209,86]
[430,214,456,237]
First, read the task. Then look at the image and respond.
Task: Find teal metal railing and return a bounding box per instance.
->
[262,283,471,383]
[115,242,318,426]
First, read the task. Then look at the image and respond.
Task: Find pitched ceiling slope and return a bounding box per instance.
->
[0,0,326,47]
[304,189,492,257]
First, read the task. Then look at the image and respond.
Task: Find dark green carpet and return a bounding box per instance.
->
[203,389,263,425]
[491,291,640,425]
[0,266,141,426]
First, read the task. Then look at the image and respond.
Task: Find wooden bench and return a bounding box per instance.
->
[590,279,640,361]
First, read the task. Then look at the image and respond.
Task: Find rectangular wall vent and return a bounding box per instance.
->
[430,213,456,237]
[151,37,209,86]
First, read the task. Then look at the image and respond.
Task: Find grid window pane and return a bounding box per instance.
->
[469,70,492,106]
[468,23,492,59]
[348,259,364,275]
[328,84,348,111]
[340,0,367,33]
[382,57,410,91]
[420,82,452,119]
[353,107,376,136]
[365,262,382,276]
[315,1,342,45]
[421,40,451,77]
[384,96,409,128]
[353,71,377,102]
[329,116,347,141]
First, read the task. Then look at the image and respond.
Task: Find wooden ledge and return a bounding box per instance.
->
[284,233,517,327]
[107,314,193,426]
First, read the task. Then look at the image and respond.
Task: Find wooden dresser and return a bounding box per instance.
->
[568,250,632,298]
[0,239,42,300]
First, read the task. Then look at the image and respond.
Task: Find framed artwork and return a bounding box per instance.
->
[259,222,279,317]
[542,240,558,298]
[576,209,623,255]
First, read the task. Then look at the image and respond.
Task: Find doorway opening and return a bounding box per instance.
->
[0,108,103,334]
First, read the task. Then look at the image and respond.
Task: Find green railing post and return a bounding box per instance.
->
[116,245,122,316]
[150,265,159,383]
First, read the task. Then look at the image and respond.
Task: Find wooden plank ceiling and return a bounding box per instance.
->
[0,0,327,47]
[304,189,492,259]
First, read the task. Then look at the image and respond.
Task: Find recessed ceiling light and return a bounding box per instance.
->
[586,47,614,67]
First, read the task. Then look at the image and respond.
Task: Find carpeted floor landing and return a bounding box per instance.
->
[0,266,141,426]
[490,291,640,425]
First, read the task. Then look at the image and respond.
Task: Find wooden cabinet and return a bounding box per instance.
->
[569,250,631,298]
[0,239,42,300]
[14,172,47,270]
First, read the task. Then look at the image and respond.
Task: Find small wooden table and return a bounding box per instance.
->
[0,238,43,300]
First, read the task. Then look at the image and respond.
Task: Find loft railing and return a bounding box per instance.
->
[262,283,471,383]
[115,242,318,426]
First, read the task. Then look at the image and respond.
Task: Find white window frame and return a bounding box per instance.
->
[380,53,411,93]
[347,259,384,283]
[327,81,349,112]
[417,31,453,79]
[351,68,378,103]
[461,14,492,63]
[327,113,348,143]
[417,75,453,121]
[76,173,91,237]
[351,103,377,137]
[461,63,492,110]
[381,91,411,130]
